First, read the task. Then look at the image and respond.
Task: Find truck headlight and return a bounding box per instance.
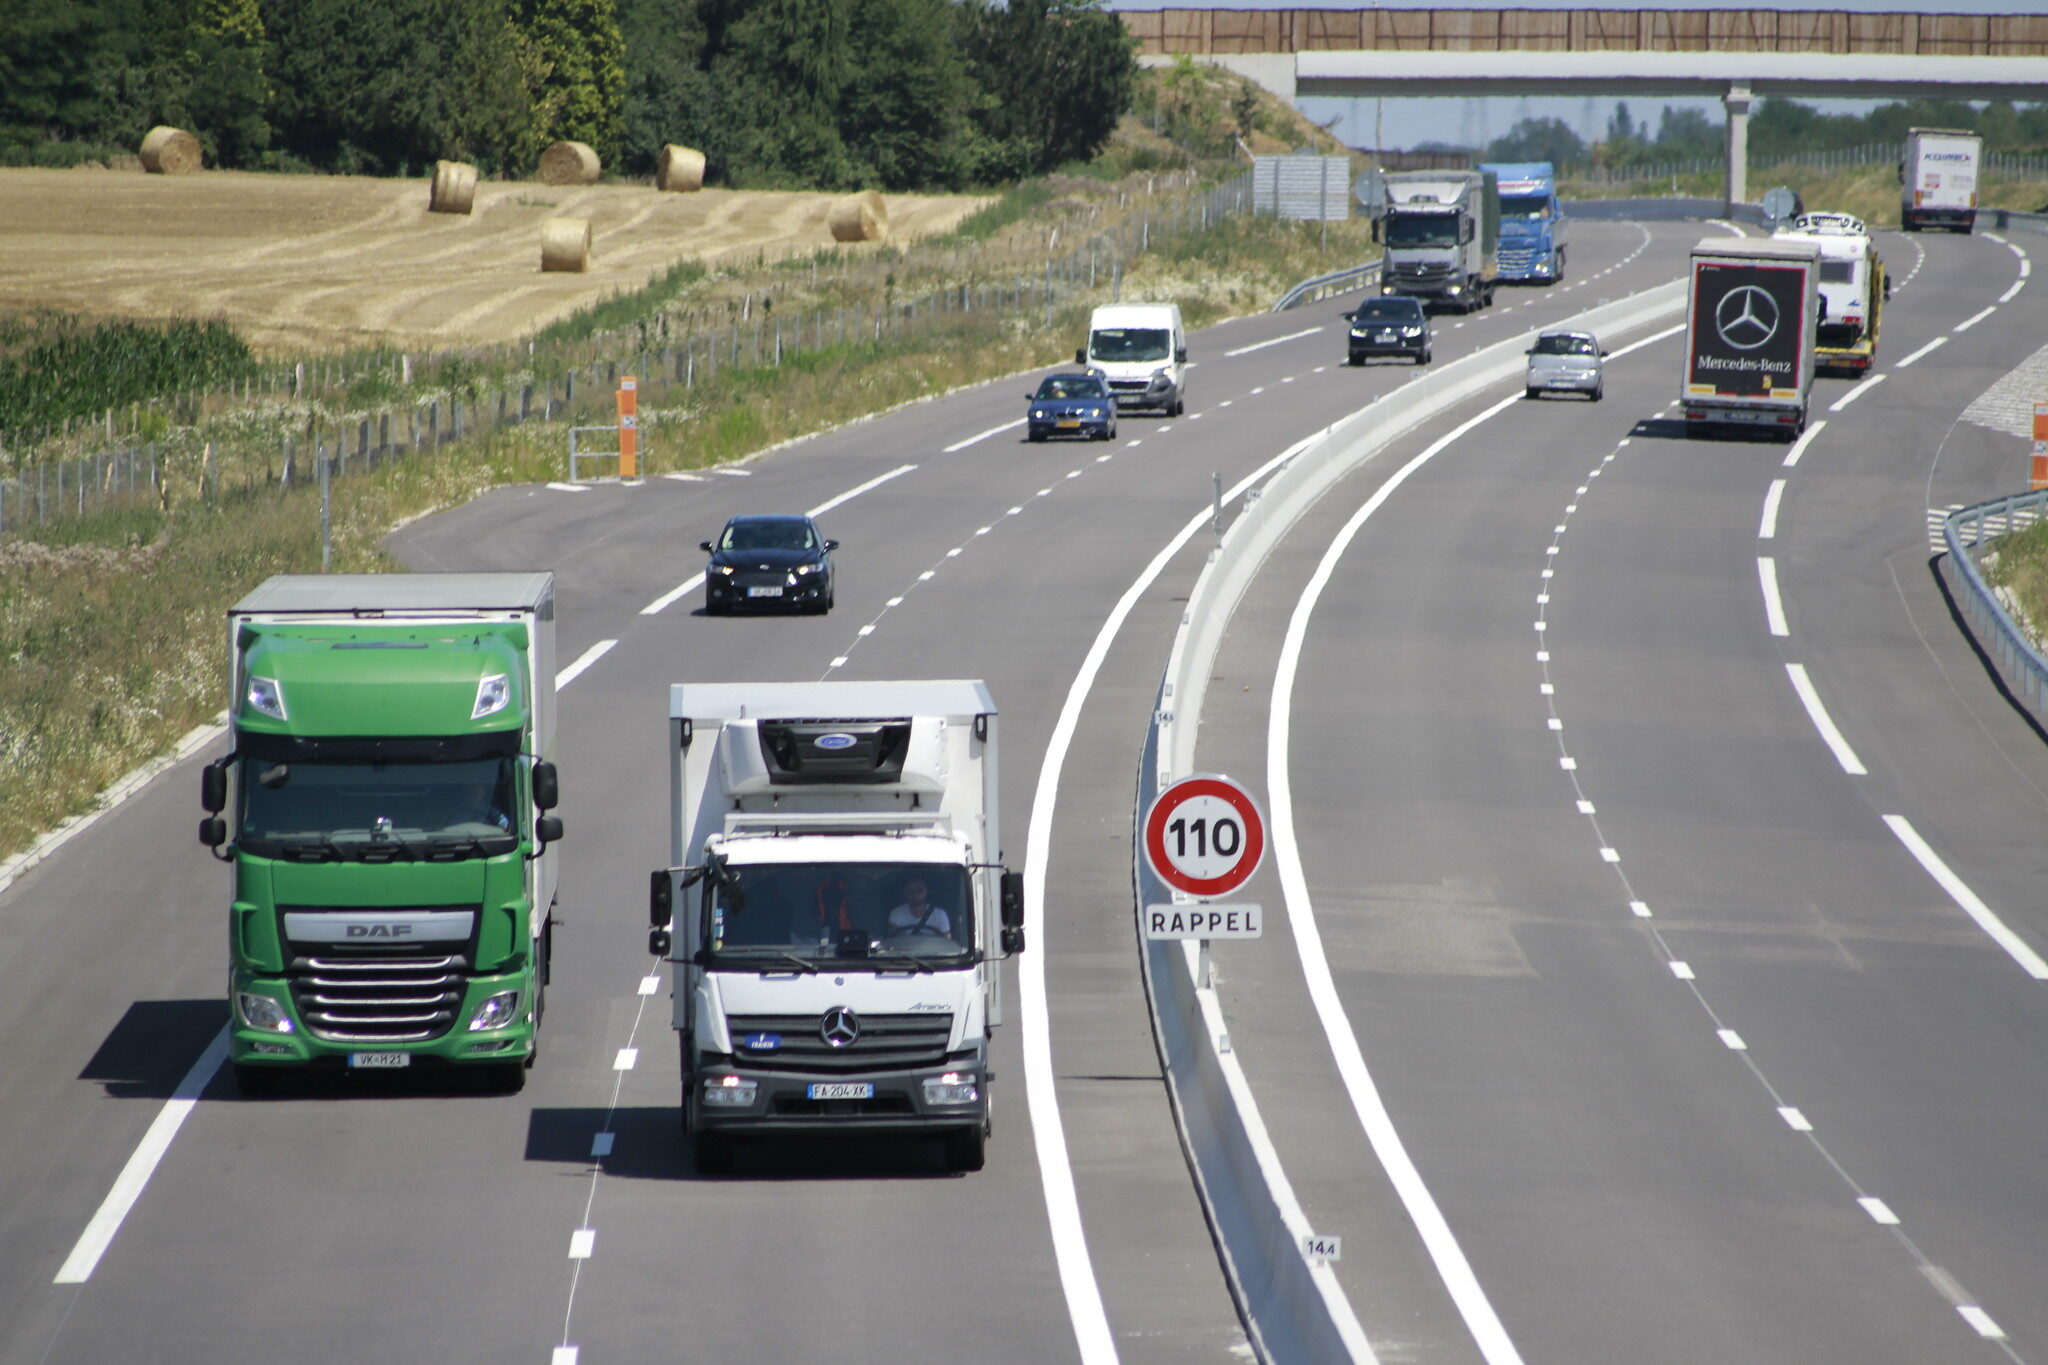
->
[468,990,521,1031]
[472,673,511,720]
[922,1072,980,1105]
[246,676,287,721]
[703,1075,758,1106]
[237,991,294,1033]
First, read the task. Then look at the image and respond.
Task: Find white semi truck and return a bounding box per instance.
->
[1377,168,1499,311]
[649,680,1024,1173]
[1901,127,1982,234]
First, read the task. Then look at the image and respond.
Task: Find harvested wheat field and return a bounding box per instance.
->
[0,167,990,354]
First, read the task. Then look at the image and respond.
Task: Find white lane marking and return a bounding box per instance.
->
[1758,557,1790,637]
[2021,258,2034,278]
[1577,800,1594,813]
[1955,306,1997,333]
[663,471,706,482]
[1632,902,1652,919]
[1779,1107,1812,1132]
[1219,400,1234,409]
[569,1229,596,1259]
[1226,328,1324,357]
[1960,1306,2007,1339]
[638,573,705,617]
[590,1133,615,1158]
[1251,386,1265,395]
[1883,816,2048,979]
[1983,231,2010,245]
[553,1350,579,1365]
[944,418,1026,453]
[1559,757,1575,770]
[1785,664,1867,775]
[1860,1197,1900,1225]
[555,640,616,690]
[1600,847,1621,863]
[54,1026,230,1283]
[637,975,660,996]
[546,482,592,493]
[1830,374,1885,412]
[1670,962,1695,979]
[613,1048,638,1071]
[711,468,751,477]
[1896,336,1948,369]
[1607,322,1685,362]
[1720,1029,1746,1049]
[1782,419,1825,468]
[1270,392,1528,1365]
[1759,479,1786,539]
[1999,280,2025,304]
[808,463,917,518]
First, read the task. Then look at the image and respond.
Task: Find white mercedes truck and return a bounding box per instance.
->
[1900,127,1981,234]
[649,680,1024,1173]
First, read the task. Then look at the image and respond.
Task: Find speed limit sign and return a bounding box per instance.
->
[1144,775,1266,898]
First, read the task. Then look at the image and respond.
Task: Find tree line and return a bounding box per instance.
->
[0,0,1137,191]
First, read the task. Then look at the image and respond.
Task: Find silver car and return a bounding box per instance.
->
[1524,330,1606,401]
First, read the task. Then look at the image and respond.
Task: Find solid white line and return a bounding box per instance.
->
[1895,336,1948,369]
[555,640,616,690]
[1759,479,1786,539]
[1882,816,2048,979]
[944,418,1025,453]
[1785,664,1867,775]
[1758,558,1789,637]
[1830,374,1885,412]
[1270,393,1527,1365]
[1954,306,1996,333]
[54,1026,230,1283]
[1782,419,1825,468]
[1225,327,1324,357]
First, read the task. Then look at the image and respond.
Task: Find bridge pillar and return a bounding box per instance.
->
[1723,83,1753,214]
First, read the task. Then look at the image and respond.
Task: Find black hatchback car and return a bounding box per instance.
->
[1345,295,1432,366]
[702,514,837,614]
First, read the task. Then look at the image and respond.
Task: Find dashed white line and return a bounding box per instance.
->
[1895,336,1948,369]
[1719,1029,1746,1050]
[807,463,917,517]
[546,482,592,493]
[1954,306,1997,333]
[1785,664,1866,775]
[1829,374,1885,412]
[1782,420,1825,468]
[590,1133,615,1157]
[1669,961,1694,980]
[1999,280,2025,304]
[1960,1306,2007,1339]
[1224,327,1323,357]
[556,640,617,690]
[1758,557,1790,637]
[1779,1107,1812,1132]
[569,1229,596,1260]
[1860,1197,1900,1226]
[1882,815,2048,979]
[1759,479,1786,539]
[613,1048,638,1071]
[637,975,660,996]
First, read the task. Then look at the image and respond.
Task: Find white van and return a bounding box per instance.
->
[1075,303,1187,416]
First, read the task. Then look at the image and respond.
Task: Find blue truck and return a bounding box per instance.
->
[1481,162,1566,285]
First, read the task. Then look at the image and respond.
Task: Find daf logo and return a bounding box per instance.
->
[1715,284,1780,351]
[814,733,857,751]
[346,924,413,938]
[820,1007,861,1048]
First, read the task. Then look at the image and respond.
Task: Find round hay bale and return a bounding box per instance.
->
[429,159,478,214]
[540,216,592,273]
[538,140,601,186]
[827,189,889,243]
[656,144,706,193]
[139,126,202,175]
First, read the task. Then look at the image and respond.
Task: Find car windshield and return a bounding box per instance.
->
[1353,300,1420,322]
[1089,327,1170,362]
[240,757,517,854]
[707,860,974,965]
[1532,334,1597,356]
[1384,214,1459,248]
[722,521,816,552]
[1036,376,1106,400]
[1500,194,1551,219]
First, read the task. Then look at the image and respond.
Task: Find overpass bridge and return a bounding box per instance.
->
[1123,8,2048,207]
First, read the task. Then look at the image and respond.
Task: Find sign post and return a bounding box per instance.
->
[617,376,638,479]
[1143,774,1267,987]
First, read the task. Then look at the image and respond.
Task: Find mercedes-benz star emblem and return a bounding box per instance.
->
[820,1007,861,1048]
[1714,284,1780,351]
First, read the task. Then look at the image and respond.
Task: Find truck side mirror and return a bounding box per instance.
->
[1074,348,1086,365]
[1002,926,1026,955]
[1000,870,1025,929]
[534,814,563,847]
[199,817,226,848]
[650,869,673,927]
[532,761,559,811]
[649,928,672,958]
[200,759,228,813]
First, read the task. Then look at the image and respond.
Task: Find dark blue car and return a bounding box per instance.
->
[701,514,837,615]
[1026,371,1117,443]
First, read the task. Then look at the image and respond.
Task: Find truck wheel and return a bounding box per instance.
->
[233,1063,280,1097]
[484,1060,528,1094]
[943,1124,987,1173]
[694,1131,735,1175]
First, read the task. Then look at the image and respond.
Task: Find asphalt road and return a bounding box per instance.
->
[0,215,1950,1365]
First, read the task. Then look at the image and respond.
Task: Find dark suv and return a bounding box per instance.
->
[1345,296,1432,366]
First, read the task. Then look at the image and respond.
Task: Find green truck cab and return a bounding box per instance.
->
[200,574,561,1092]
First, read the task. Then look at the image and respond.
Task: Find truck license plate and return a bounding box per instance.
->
[807,1082,873,1100]
[349,1051,410,1069]
[746,586,782,598]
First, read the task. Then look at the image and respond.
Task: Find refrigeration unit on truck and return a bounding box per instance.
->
[1681,237,1821,439]
[649,681,1025,1173]
[1900,127,1981,233]
[1773,218,1887,372]
[1377,168,1499,311]
[1480,161,1566,283]
[200,573,563,1093]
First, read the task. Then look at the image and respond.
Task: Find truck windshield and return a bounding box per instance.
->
[239,757,518,857]
[1383,214,1459,248]
[709,861,974,965]
[1090,327,1170,363]
[1499,194,1552,219]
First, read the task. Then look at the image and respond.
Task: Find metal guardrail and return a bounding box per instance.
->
[1945,489,2048,715]
[1271,261,1382,312]
[1986,208,2048,237]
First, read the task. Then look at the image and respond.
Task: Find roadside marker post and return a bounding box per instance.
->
[2032,401,2048,489]
[618,377,639,478]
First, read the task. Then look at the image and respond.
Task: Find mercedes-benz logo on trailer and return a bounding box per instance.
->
[820,1007,861,1048]
[1714,285,1780,351]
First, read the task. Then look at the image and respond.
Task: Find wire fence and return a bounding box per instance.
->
[1562,143,2048,186]
[0,170,1255,539]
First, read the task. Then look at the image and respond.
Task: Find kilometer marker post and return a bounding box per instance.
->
[618,376,638,479]
[1143,774,1268,986]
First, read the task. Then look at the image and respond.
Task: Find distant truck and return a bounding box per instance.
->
[1681,236,1821,439]
[650,681,1025,1173]
[201,574,563,1093]
[1377,168,1499,311]
[1774,216,1887,373]
[1480,161,1566,283]
[1900,127,1982,233]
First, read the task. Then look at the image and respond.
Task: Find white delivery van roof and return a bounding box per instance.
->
[1089,303,1181,330]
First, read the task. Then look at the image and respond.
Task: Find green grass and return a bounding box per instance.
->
[1982,521,2048,652]
[0,316,256,445]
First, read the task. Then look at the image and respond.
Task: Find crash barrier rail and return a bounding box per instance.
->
[1139,278,1687,1360]
[1271,262,1383,313]
[1985,208,2048,238]
[1945,490,2048,720]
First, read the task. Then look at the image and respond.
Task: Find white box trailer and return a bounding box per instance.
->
[1901,127,1981,234]
[1682,237,1821,440]
[649,680,1023,1173]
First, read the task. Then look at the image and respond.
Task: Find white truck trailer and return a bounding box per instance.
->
[649,680,1024,1173]
[1681,236,1821,440]
[1901,127,1982,234]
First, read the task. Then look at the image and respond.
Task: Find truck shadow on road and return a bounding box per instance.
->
[526,1106,966,1181]
[80,999,225,1099]
[1630,416,1798,444]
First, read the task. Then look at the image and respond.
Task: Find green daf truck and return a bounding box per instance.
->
[200,574,562,1093]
